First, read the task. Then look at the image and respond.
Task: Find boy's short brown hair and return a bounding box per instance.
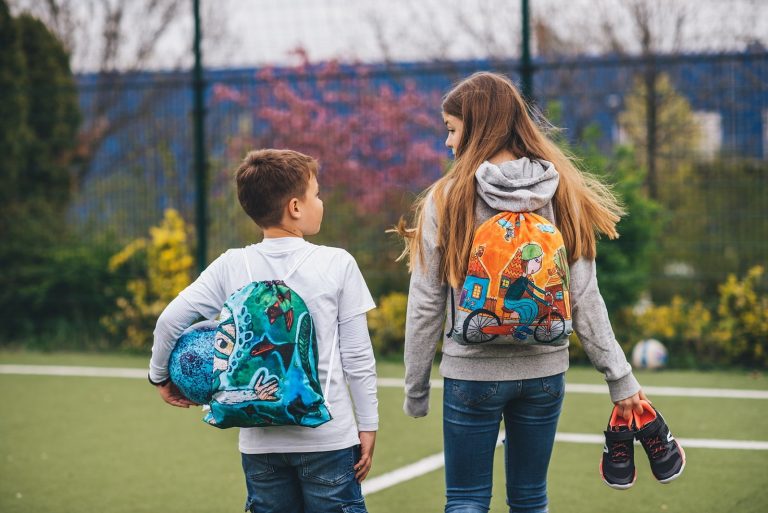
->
[235,149,318,228]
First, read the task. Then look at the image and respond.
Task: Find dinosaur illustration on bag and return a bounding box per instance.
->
[205,247,334,429]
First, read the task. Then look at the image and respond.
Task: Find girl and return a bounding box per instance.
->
[397,72,649,512]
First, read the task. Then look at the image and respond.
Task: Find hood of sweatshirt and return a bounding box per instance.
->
[475,157,559,212]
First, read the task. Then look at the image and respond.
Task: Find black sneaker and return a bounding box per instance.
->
[600,405,637,490]
[634,401,686,483]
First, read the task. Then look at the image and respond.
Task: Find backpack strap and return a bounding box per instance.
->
[243,244,318,283]
[446,286,456,338]
[242,248,254,282]
[323,325,339,413]
[283,246,319,281]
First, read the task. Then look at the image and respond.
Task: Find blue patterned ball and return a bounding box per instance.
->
[169,320,217,404]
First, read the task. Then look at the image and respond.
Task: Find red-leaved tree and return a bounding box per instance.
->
[213,52,444,212]
[210,52,446,295]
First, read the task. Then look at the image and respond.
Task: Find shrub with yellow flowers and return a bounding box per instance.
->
[633,296,714,367]
[616,266,767,368]
[368,292,408,356]
[102,209,194,351]
[712,266,768,367]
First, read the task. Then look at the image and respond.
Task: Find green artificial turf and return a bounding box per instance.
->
[1,352,767,512]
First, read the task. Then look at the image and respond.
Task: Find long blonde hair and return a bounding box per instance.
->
[395,72,624,288]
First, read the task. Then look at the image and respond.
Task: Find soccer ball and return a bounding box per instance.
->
[631,338,668,370]
[168,320,217,404]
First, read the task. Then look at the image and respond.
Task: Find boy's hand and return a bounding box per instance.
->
[158,382,198,408]
[354,431,376,482]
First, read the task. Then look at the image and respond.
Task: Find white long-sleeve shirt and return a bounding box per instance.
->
[150,237,378,454]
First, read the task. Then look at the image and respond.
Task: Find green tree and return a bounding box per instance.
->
[15,13,80,208]
[574,141,662,362]
[547,105,662,317]
[673,158,768,299]
[618,72,708,303]
[0,0,27,203]
[0,2,86,342]
[618,72,700,205]
[591,145,661,316]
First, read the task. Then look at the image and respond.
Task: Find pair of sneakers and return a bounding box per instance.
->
[600,400,686,490]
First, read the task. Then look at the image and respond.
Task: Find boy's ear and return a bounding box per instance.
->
[286,197,302,220]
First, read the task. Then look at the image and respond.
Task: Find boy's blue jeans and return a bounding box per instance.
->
[242,446,366,513]
[443,374,565,513]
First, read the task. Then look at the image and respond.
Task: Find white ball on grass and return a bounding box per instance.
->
[631,338,668,370]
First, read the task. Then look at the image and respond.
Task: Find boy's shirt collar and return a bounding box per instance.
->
[255,237,310,254]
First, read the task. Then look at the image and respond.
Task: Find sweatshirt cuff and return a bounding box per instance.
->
[404,393,430,418]
[357,421,379,432]
[606,372,641,403]
[148,365,169,384]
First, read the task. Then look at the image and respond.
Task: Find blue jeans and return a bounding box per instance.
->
[242,446,367,513]
[443,374,565,513]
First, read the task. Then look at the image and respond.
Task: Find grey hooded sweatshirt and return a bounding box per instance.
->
[403,158,640,417]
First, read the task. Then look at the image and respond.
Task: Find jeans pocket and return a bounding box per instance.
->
[541,372,565,399]
[301,447,356,485]
[450,379,499,407]
[241,453,275,479]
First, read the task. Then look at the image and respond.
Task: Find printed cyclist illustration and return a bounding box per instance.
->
[501,243,549,340]
[454,213,572,346]
[453,212,572,346]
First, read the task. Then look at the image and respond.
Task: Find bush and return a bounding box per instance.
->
[0,200,121,349]
[368,292,408,356]
[712,266,768,368]
[633,296,715,368]
[616,266,768,369]
[103,209,193,351]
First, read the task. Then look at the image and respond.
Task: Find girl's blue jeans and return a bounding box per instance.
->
[443,373,565,513]
[241,445,366,513]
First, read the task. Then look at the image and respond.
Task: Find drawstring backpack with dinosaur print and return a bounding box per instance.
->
[204,247,334,429]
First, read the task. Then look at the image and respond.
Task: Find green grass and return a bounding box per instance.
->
[1,351,767,512]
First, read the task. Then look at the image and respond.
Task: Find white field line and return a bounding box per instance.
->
[362,431,768,495]
[554,432,768,451]
[0,364,147,378]
[377,377,768,400]
[363,433,506,495]
[2,366,768,400]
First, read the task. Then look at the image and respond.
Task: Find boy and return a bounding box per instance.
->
[148,149,378,513]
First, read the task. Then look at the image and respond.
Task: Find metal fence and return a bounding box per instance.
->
[71,51,768,301]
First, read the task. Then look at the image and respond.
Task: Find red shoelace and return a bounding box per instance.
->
[642,435,668,459]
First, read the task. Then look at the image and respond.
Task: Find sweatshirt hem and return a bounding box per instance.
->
[439,349,570,382]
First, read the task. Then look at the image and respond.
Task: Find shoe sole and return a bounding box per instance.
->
[599,459,637,490]
[656,443,686,484]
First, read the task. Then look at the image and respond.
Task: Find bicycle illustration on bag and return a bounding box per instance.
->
[461,290,566,344]
[456,242,569,345]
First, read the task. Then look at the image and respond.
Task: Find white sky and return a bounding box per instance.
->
[198,0,768,71]
[11,0,768,73]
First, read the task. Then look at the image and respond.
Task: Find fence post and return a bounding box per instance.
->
[521,0,533,100]
[644,54,658,200]
[193,0,207,273]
